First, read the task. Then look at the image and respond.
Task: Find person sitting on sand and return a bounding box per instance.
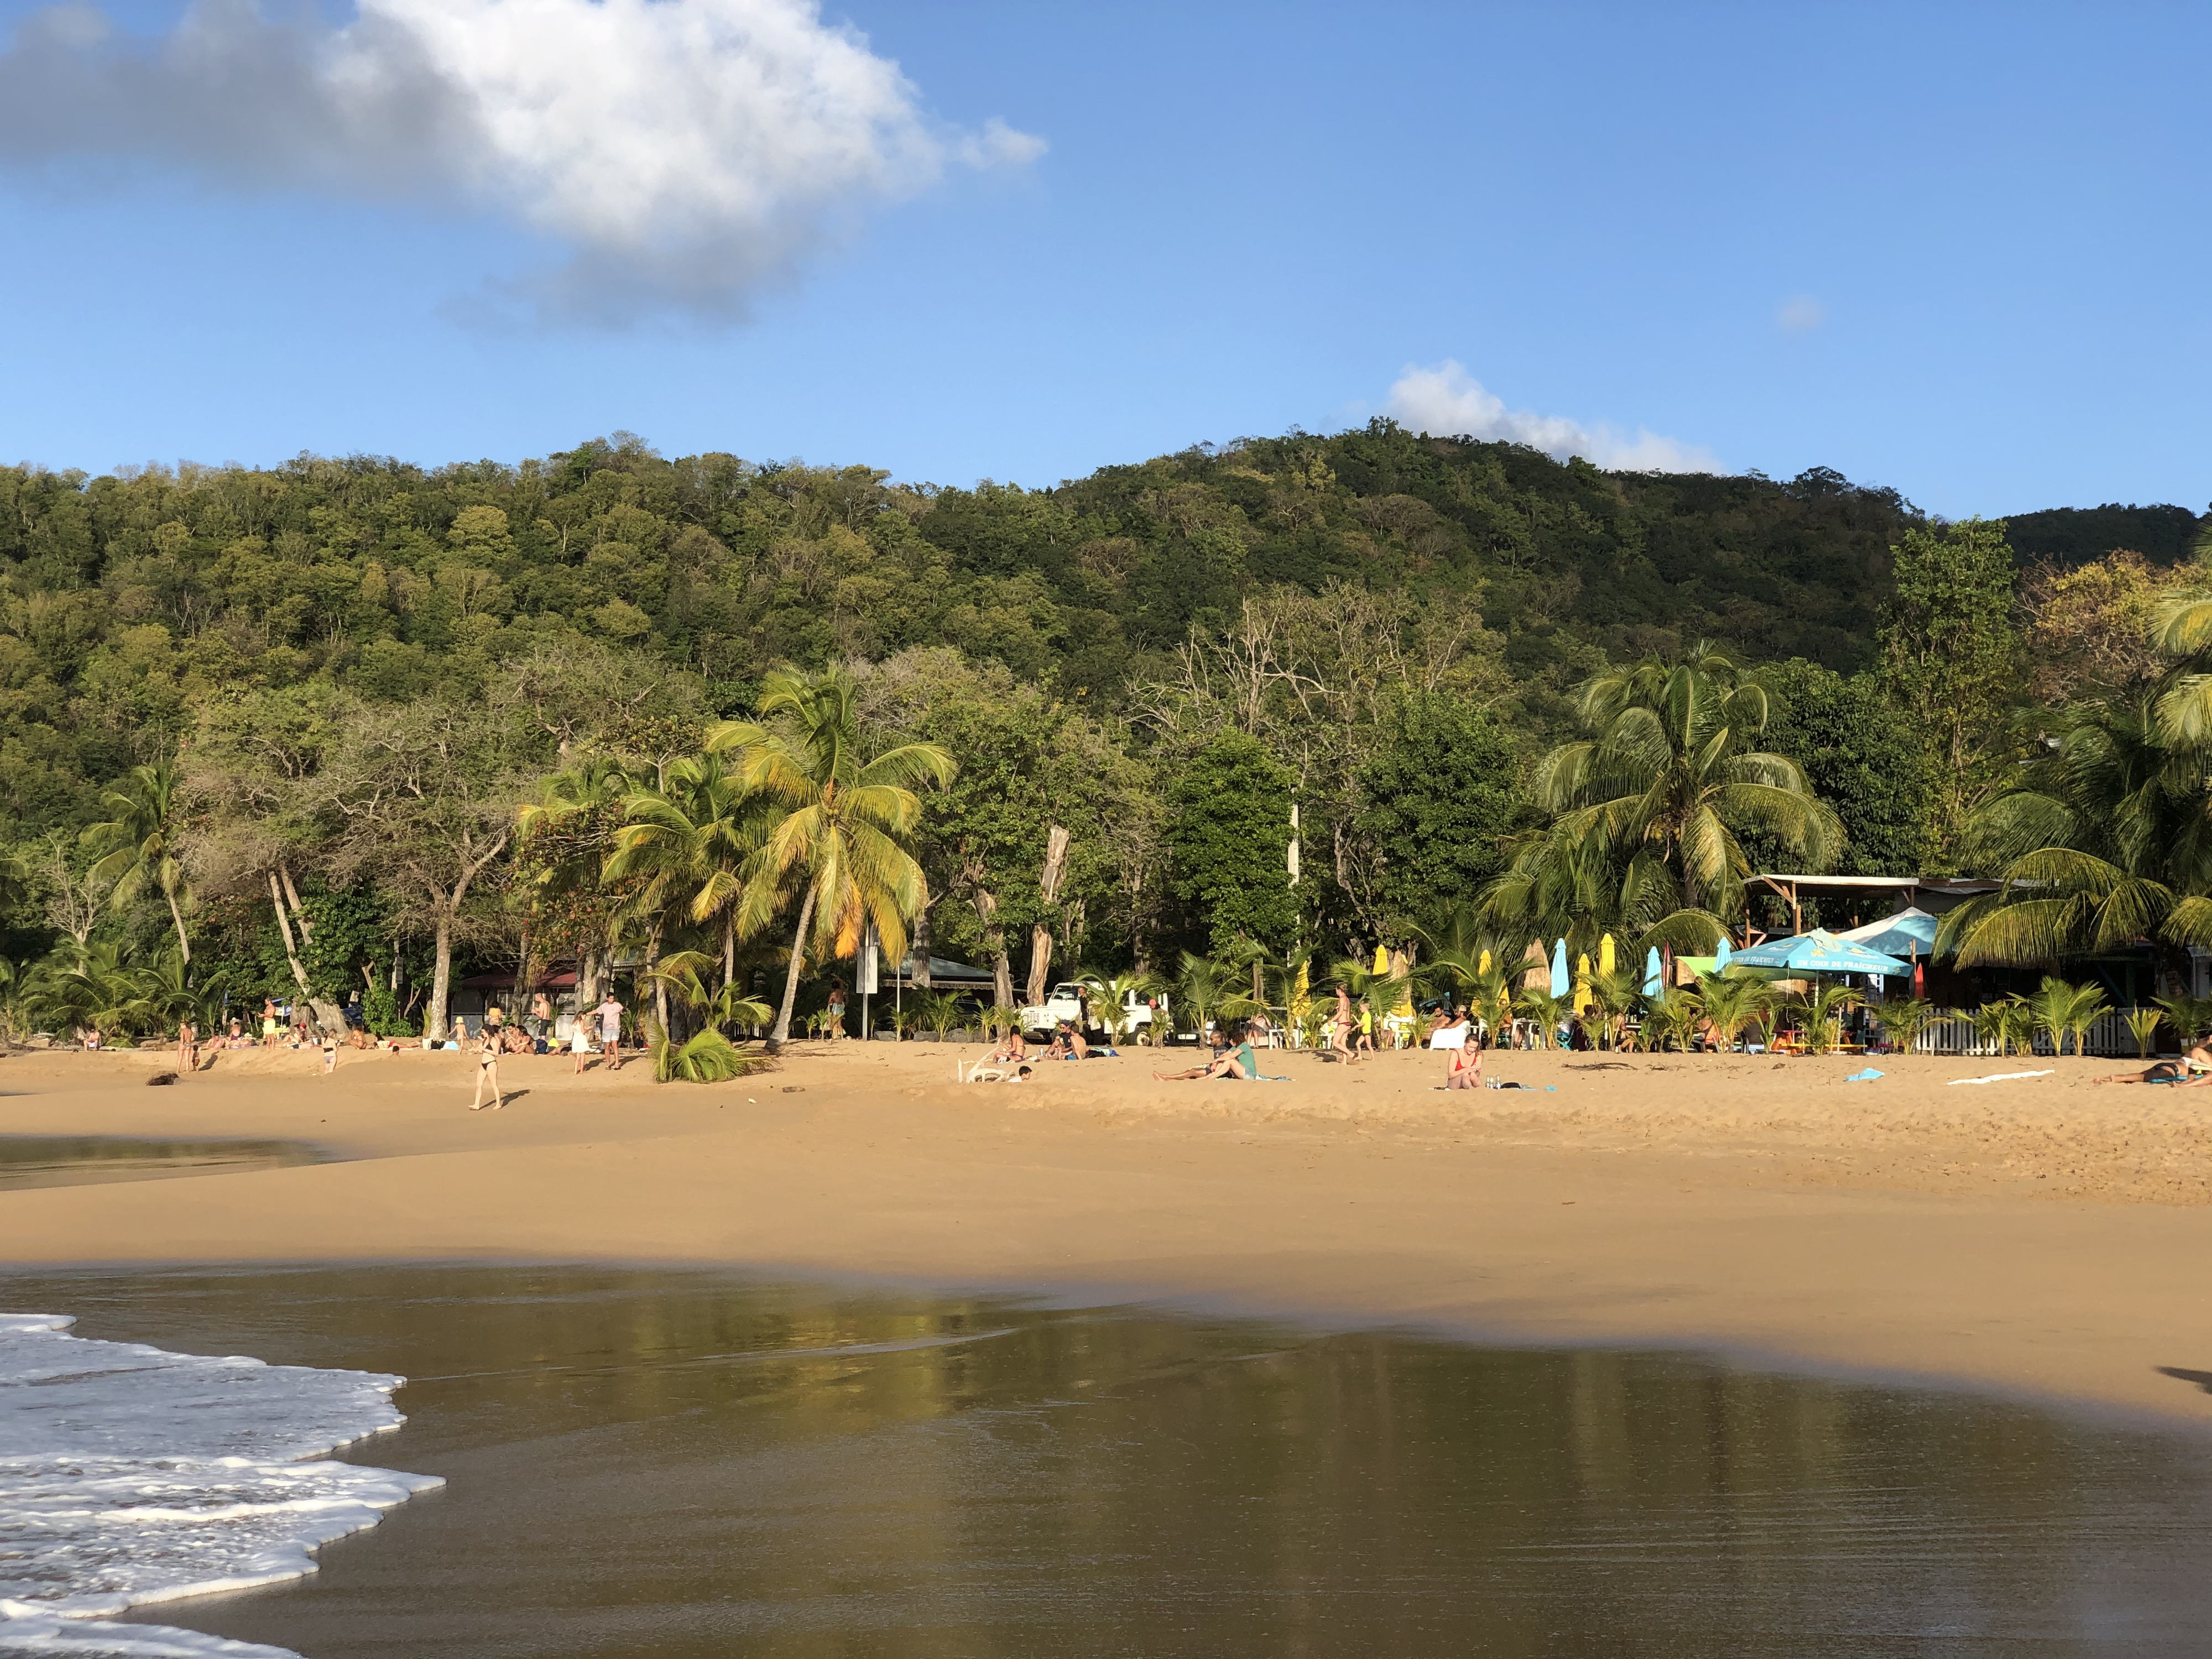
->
[226,1018,245,1049]
[2094,1044,2212,1085]
[1056,1020,1089,1060]
[1446,1038,1483,1091]
[983,1030,1025,1065]
[468,1032,504,1111]
[1156,1026,1258,1081]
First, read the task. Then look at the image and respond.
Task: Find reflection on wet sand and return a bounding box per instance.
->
[0,1135,334,1191]
[18,1265,2202,1659]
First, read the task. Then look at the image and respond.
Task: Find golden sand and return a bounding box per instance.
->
[2,1040,2207,1426]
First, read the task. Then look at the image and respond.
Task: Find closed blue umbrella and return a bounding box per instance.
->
[1714,935,1732,972]
[1642,946,1663,997]
[1549,938,1569,998]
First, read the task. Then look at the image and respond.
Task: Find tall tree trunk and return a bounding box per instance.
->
[1026,826,1071,1007]
[165,887,192,966]
[268,873,313,1003]
[426,914,455,1042]
[912,904,933,989]
[768,886,818,1050]
[650,927,667,1038]
[721,917,735,992]
[975,888,1013,1009]
[278,865,313,942]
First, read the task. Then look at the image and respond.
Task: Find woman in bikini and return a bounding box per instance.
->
[469,1031,505,1111]
[2094,1042,2212,1084]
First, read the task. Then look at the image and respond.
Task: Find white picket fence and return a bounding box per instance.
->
[1912,1009,2150,1060]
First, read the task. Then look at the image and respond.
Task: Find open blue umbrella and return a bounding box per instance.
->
[1838,907,1938,961]
[1642,946,1663,997]
[1549,938,1569,998]
[1729,929,1910,976]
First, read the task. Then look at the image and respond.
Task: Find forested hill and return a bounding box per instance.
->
[0,420,2201,844]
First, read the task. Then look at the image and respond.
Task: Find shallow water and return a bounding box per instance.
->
[0,1138,332,1192]
[8,1264,2208,1658]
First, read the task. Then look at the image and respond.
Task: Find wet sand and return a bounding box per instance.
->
[1,1040,2207,1428]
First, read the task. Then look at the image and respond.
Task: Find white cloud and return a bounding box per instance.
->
[1384,361,1721,474]
[0,0,1044,322]
[1776,294,1825,334]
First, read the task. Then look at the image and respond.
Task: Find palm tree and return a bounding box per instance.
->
[1871,998,1934,1055]
[1641,985,1704,1052]
[1511,645,1840,941]
[2124,1006,2164,1060]
[708,666,954,1050]
[1693,972,1771,1053]
[1512,987,1568,1048]
[1080,970,1156,1044]
[515,755,641,1003]
[1173,951,1262,1042]
[1795,982,1863,1055]
[2023,975,2108,1056]
[1940,699,2212,966]
[82,763,193,964]
[607,750,770,991]
[1972,998,2018,1057]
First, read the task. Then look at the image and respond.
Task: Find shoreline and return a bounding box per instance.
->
[2,1041,2208,1432]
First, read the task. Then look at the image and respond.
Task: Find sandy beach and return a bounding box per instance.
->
[2,1040,2208,1428]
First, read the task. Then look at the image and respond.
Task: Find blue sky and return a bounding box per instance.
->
[0,1,2205,518]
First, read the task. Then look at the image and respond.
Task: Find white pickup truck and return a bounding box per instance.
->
[1019,982,1162,1041]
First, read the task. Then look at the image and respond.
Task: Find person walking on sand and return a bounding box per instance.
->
[1355,997,1376,1057]
[468,1031,504,1111]
[177,1019,197,1077]
[596,993,625,1072]
[1332,986,1358,1064]
[826,979,848,1040]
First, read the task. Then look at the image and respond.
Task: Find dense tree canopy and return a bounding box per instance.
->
[0,421,2204,1042]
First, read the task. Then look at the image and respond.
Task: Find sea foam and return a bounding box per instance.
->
[0,1312,440,1658]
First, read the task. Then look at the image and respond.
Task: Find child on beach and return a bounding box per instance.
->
[572,1021,593,1074]
[1355,998,1376,1057]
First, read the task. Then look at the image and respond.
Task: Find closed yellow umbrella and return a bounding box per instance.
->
[1389,948,1414,1019]
[1599,933,1616,976]
[1574,951,1593,1014]
[1289,959,1312,1043]
[1478,948,1491,975]
[1371,943,1390,977]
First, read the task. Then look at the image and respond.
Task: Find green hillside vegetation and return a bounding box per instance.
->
[1,420,2205,1048]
